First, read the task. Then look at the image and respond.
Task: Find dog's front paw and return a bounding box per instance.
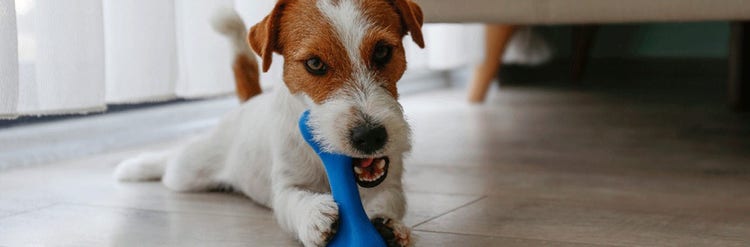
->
[372,217,412,247]
[298,194,340,247]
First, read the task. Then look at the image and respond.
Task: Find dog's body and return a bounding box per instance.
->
[115,0,424,246]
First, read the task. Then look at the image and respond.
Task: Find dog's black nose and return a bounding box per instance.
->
[350,124,387,154]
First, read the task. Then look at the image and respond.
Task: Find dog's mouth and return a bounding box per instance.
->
[352,157,389,188]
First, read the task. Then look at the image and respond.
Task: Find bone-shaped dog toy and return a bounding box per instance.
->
[298,110,387,247]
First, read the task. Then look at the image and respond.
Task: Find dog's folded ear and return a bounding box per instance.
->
[391,0,425,48]
[248,1,286,72]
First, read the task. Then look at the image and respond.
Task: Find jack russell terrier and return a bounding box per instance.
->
[114,0,424,246]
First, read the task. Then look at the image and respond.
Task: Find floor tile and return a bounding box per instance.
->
[413,230,605,247]
[416,195,750,246]
[80,182,274,219]
[403,192,481,227]
[0,146,274,219]
[0,204,297,247]
[404,161,750,199]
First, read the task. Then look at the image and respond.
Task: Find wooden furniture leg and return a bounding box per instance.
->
[729,21,750,111]
[468,24,517,103]
[570,25,599,82]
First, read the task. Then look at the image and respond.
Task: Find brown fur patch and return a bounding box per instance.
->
[359,0,411,98]
[278,0,353,103]
[246,0,426,103]
[248,0,287,72]
[233,54,262,102]
[387,0,424,48]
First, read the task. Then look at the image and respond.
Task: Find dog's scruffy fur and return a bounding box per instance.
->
[114,0,424,246]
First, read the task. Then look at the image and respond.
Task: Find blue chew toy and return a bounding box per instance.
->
[298,110,387,247]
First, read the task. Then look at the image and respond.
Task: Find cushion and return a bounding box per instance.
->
[419,0,750,24]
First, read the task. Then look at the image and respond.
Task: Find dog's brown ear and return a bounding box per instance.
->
[392,0,425,48]
[248,1,286,72]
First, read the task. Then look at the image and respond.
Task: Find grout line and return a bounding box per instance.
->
[411,195,487,228]
[412,229,624,247]
[405,189,485,197]
[414,229,497,238]
[0,203,60,220]
[64,202,274,220]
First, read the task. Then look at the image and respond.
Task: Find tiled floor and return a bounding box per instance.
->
[2,72,750,246]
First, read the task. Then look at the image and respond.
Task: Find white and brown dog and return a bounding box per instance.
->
[114,0,424,246]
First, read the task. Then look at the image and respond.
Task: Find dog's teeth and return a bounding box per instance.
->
[377,160,386,169]
[354,166,363,175]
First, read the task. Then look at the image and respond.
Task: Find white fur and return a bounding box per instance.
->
[311,0,412,158]
[502,27,553,65]
[116,3,412,247]
[114,151,171,181]
[211,7,252,56]
[317,0,369,69]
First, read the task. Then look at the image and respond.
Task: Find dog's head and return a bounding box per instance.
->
[248,0,423,180]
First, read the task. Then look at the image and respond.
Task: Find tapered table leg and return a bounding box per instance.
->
[468,24,518,103]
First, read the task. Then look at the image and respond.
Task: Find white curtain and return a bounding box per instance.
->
[103,0,177,103]
[1,0,19,117]
[409,24,485,70]
[0,0,483,119]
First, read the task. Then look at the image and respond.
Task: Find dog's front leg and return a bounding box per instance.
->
[364,183,412,247]
[273,185,339,247]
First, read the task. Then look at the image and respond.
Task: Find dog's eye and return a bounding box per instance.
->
[305,57,327,75]
[372,43,392,67]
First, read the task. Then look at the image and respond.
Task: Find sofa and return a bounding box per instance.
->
[418,0,750,111]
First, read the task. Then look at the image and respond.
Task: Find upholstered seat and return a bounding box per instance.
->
[418,0,750,110]
[421,0,750,24]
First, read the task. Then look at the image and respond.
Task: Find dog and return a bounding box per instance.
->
[114,0,424,246]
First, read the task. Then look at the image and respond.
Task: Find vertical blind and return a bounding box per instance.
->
[0,0,484,119]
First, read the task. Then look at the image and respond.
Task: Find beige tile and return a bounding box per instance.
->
[403,192,481,227]
[0,142,276,221]
[413,230,604,247]
[404,161,750,200]
[416,195,750,246]
[0,204,297,247]
[0,142,162,200]
[402,88,750,174]
[404,164,509,196]
[80,183,274,219]
[0,153,274,219]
